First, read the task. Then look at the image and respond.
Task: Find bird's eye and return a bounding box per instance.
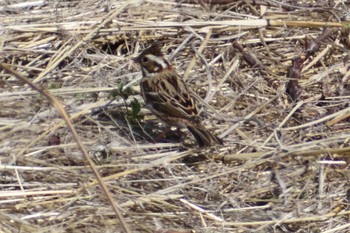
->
[142,57,148,63]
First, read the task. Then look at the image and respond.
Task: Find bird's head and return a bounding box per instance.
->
[133,43,171,76]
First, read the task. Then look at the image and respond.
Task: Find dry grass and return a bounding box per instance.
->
[1,0,350,232]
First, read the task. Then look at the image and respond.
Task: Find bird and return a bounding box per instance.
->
[133,42,223,147]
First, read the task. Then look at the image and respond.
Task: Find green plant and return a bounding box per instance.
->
[110,84,143,124]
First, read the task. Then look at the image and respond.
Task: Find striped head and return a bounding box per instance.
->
[134,43,171,77]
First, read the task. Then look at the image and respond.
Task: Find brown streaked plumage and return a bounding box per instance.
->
[134,43,223,147]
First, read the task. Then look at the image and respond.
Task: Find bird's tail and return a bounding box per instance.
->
[187,125,223,147]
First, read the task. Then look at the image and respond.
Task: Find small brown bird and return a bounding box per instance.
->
[134,43,222,147]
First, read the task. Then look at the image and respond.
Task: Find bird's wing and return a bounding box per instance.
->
[141,71,200,122]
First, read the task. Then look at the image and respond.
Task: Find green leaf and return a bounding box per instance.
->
[130,98,141,117]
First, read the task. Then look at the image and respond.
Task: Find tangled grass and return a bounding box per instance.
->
[1,1,350,232]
